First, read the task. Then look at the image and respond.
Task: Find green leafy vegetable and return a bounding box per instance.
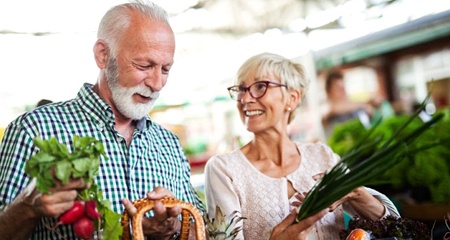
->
[25,136,103,193]
[296,95,448,222]
[328,108,450,203]
[25,135,122,239]
[339,215,430,239]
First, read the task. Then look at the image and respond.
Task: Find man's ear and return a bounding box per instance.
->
[93,39,109,69]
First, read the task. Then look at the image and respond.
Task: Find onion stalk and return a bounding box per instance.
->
[296,94,446,222]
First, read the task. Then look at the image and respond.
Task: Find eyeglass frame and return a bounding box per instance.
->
[227,80,287,101]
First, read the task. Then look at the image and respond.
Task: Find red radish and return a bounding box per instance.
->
[85,200,101,220]
[73,216,95,239]
[58,201,85,225]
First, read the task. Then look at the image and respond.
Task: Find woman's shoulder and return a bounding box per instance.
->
[296,141,338,164]
[205,148,243,168]
[207,148,242,164]
[296,141,333,152]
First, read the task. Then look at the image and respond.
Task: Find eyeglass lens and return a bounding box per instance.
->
[230,82,269,100]
[228,81,286,101]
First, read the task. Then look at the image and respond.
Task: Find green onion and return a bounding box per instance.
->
[296,94,446,222]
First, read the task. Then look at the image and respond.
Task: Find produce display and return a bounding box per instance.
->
[339,215,430,239]
[25,136,122,239]
[328,108,450,203]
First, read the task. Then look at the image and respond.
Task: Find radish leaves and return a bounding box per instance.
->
[25,135,122,239]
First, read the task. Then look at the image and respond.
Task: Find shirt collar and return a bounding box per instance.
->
[76,83,153,132]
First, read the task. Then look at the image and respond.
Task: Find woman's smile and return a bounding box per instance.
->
[245,110,264,117]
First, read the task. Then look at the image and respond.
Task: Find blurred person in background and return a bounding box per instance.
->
[321,69,385,139]
[204,53,399,240]
[35,99,53,107]
[0,1,203,239]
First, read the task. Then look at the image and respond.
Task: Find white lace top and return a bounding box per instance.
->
[204,142,399,240]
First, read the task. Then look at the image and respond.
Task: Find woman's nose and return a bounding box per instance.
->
[239,90,254,103]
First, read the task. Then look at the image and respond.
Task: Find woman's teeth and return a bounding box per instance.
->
[245,110,263,116]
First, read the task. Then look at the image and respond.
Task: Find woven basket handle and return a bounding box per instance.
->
[121,197,205,240]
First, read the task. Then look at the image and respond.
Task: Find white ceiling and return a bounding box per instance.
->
[0,0,397,35]
[1,0,449,126]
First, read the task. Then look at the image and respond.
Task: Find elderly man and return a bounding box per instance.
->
[0,1,204,239]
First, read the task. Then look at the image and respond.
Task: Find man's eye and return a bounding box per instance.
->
[133,62,150,70]
[162,67,170,74]
[133,63,148,70]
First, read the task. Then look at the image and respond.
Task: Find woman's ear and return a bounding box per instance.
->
[93,39,109,69]
[287,88,302,110]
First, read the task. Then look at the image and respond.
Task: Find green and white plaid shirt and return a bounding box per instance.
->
[0,83,205,239]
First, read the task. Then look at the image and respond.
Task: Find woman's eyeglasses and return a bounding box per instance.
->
[227,81,287,101]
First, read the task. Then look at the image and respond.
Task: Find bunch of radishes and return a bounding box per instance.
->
[56,200,101,239]
[26,136,123,239]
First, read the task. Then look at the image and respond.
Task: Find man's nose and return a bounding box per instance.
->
[144,69,166,92]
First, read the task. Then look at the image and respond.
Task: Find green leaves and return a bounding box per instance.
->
[296,95,446,222]
[55,160,72,184]
[24,135,122,239]
[101,209,123,240]
[204,205,246,240]
[25,136,106,193]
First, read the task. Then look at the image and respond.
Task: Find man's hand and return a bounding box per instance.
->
[0,177,88,240]
[122,187,181,239]
[20,177,87,219]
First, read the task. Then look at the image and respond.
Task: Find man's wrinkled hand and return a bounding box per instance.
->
[122,187,182,239]
[19,177,87,218]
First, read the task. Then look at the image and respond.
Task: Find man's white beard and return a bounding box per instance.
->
[106,58,160,120]
[111,84,159,120]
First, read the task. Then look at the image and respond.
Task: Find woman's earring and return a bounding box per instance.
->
[287,107,292,112]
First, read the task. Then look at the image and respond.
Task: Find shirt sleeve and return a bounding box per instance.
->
[204,155,242,214]
[342,187,401,219]
[204,154,244,238]
[0,119,37,208]
[365,187,400,218]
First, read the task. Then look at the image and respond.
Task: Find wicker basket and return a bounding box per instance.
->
[121,197,205,240]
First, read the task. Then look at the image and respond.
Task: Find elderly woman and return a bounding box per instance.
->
[204,52,399,240]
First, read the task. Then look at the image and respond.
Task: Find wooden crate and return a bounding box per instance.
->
[401,202,450,220]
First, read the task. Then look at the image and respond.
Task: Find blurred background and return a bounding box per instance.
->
[1,0,450,234]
